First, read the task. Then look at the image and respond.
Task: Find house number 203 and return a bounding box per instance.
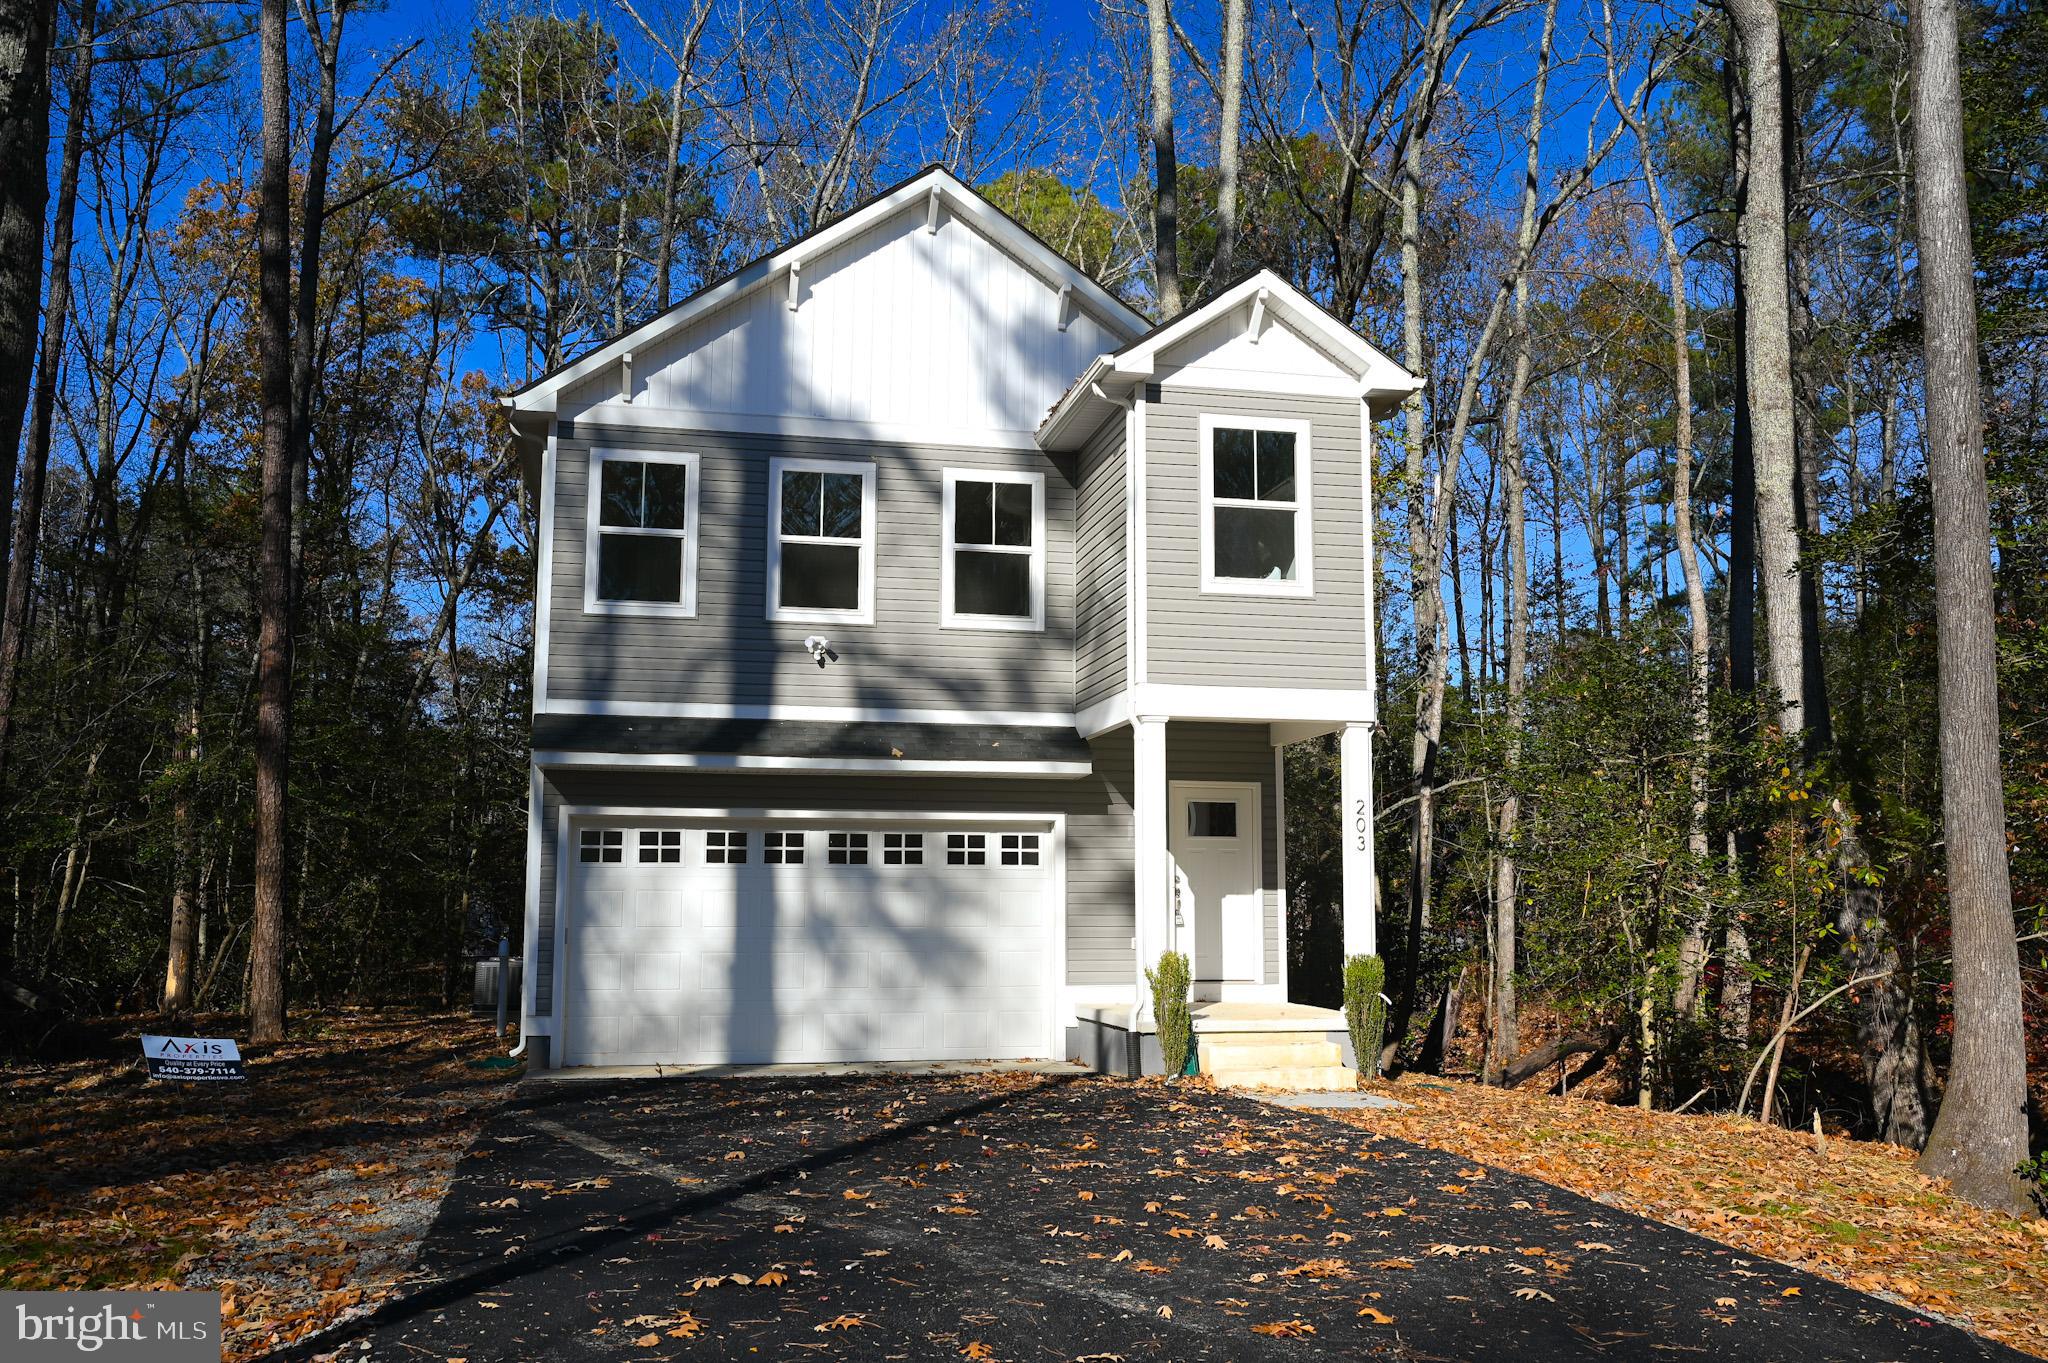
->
[1353,797,1370,851]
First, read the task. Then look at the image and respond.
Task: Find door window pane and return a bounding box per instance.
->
[598,533,683,601]
[1188,801,1239,838]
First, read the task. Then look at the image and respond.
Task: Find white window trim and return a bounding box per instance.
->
[583,448,701,617]
[940,468,1046,632]
[767,455,877,625]
[1197,413,1314,598]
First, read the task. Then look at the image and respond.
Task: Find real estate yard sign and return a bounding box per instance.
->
[140,1035,246,1081]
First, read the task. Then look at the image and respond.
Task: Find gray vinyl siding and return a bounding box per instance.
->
[1166,723,1281,986]
[1142,386,1369,689]
[1074,413,1128,709]
[547,421,1077,713]
[530,728,1136,1014]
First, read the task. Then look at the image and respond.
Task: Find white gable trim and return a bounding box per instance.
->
[505,167,1147,415]
[1036,271,1423,449]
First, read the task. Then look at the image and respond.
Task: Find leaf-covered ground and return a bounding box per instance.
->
[0,1008,520,1359]
[1337,1074,2048,1358]
[330,1071,2023,1361]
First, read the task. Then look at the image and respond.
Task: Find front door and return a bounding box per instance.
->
[1169,782,1263,995]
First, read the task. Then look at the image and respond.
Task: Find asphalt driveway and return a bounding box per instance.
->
[312,1072,2027,1362]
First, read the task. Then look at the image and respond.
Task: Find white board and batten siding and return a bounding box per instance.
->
[556,196,1127,444]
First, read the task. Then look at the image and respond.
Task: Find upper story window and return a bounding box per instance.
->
[769,456,876,623]
[586,449,699,614]
[942,469,1044,631]
[1198,415,1313,597]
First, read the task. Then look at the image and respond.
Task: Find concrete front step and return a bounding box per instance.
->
[1198,1037,1343,1072]
[1210,1064,1358,1092]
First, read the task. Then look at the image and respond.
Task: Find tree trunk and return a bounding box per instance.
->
[1144,0,1181,318]
[1212,0,1245,279]
[1725,0,1804,736]
[1610,28,1712,1017]
[1486,0,1560,1079]
[1909,0,2033,1215]
[248,0,295,1046]
[163,694,199,1012]
[0,0,86,786]
[0,0,53,618]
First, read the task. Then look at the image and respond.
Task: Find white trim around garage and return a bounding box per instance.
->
[548,804,1070,1067]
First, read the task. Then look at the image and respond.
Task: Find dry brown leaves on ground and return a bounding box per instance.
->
[0,1007,518,1360]
[1337,1074,2048,1358]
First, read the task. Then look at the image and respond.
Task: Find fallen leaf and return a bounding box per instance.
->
[633,1333,660,1347]
[814,1313,870,1332]
[1358,1307,1396,1324]
[1513,1288,1555,1302]
[962,1343,995,1359]
[1250,1320,1317,1338]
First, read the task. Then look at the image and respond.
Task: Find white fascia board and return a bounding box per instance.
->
[532,751,1092,778]
[536,697,1080,727]
[1123,271,1418,402]
[509,169,1145,415]
[563,402,1046,452]
[1128,683,1375,724]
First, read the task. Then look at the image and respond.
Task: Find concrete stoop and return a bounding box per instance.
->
[1198,1033,1358,1092]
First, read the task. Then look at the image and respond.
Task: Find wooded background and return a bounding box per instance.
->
[0,0,2039,1208]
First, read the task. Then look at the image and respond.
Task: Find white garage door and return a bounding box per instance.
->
[561,820,1055,1067]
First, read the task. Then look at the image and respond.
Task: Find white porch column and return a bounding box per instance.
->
[1339,720,1377,958]
[1131,715,1170,1028]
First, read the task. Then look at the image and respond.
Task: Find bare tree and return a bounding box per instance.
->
[0,0,85,780]
[1484,0,1564,1083]
[1724,0,1804,738]
[1908,0,2033,1216]
[0,0,54,631]
[1145,0,1181,316]
[248,0,294,1044]
[1603,4,1711,1019]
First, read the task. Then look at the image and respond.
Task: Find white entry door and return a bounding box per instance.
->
[560,821,1054,1067]
[1169,782,1262,990]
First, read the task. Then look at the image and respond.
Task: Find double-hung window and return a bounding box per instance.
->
[941,470,1044,630]
[1199,416,1313,596]
[769,457,876,623]
[586,449,698,613]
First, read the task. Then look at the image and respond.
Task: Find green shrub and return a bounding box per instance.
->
[1147,950,1193,1077]
[1343,954,1387,1078]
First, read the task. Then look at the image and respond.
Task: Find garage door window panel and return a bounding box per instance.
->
[764,831,807,864]
[579,828,624,863]
[770,458,876,623]
[883,833,924,865]
[828,832,870,865]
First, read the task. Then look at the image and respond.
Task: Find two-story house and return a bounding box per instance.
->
[504,166,1419,1084]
